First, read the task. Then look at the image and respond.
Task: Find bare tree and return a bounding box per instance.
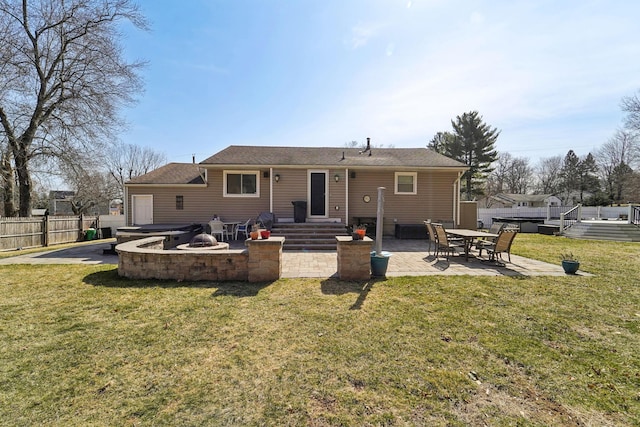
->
[106,142,167,199]
[52,142,119,214]
[535,155,563,195]
[1,144,17,216]
[622,90,640,131]
[504,157,533,194]
[623,171,640,202]
[596,129,639,204]
[483,152,533,206]
[0,0,147,216]
[343,139,395,149]
[483,152,511,207]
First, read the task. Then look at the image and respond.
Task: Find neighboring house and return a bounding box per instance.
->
[48,190,112,215]
[124,144,469,235]
[489,193,562,209]
[49,191,76,215]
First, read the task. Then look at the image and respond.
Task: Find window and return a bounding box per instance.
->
[175,195,184,210]
[224,170,259,197]
[394,172,417,194]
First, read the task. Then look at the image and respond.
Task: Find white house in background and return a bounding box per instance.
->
[489,193,562,209]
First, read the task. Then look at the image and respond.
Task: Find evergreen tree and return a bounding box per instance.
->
[429,111,499,200]
[560,150,600,204]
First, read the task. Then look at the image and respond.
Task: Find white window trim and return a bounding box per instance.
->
[394,172,417,195]
[223,170,260,198]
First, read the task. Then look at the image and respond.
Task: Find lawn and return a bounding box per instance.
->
[1,235,639,425]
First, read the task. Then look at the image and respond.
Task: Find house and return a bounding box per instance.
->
[489,193,562,209]
[48,190,112,216]
[124,143,469,235]
[49,190,76,215]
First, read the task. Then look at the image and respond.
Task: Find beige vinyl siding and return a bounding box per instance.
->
[348,169,459,235]
[272,168,307,220]
[270,168,348,222]
[127,167,460,232]
[328,169,347,223]
[127,169,271,225]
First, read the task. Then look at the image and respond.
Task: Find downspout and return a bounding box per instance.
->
[453,171,463,227]
[269,167,273,213]
[124,185,129,226]
[345,168,349,225]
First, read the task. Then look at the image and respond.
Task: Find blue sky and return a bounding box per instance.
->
[120,0,640,165]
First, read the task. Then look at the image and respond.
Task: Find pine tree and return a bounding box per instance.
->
[429,111,499,200]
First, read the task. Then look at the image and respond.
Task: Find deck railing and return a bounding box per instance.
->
[632,205,640,227]
[559,204,581,233]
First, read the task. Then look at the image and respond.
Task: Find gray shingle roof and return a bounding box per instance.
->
[200,145,467,169]
[126,163,205,185]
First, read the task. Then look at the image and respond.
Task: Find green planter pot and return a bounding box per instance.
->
[561,260,580,274]
[371,251,392,277]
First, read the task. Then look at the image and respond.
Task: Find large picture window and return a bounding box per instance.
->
[224,171,259,197]
[394,172,417,195]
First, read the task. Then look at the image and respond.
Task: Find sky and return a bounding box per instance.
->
[119,0,640,165]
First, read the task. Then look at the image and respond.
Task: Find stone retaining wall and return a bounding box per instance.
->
[336,236,373,280]
[117,236,284,282]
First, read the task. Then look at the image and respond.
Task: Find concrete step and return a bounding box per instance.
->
[272,222,348,250]
[563,222,640,242]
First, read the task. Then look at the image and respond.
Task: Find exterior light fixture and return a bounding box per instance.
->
[274,174,280,182]
[334,174,340,182]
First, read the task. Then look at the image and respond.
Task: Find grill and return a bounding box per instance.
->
[188,233,218,247]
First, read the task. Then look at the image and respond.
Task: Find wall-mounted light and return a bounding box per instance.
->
[334,174,340,182]
[350,171,356,179]
[274,174,280,182]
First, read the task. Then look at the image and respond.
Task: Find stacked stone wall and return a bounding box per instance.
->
[117,236,284,282]
[336,236,373,280]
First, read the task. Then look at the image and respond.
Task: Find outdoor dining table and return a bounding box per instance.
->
[445,229,499,261]
[223,221,241,239]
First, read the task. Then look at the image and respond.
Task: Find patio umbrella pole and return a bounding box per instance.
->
[375,187,385,256]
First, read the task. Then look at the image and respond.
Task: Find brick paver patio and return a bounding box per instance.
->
[0,238,574,277]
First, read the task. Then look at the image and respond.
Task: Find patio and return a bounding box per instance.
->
[280,238,570,278]
[0,237,573,277]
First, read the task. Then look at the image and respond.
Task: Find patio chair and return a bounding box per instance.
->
[482,229,518,263]
[424,221,438,256]
[475,222,506,253]
[432,223,464,259]
[234,218,253,240]
[208,220,228,241]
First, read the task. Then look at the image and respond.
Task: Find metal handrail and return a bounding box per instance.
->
[632,205,640,227]
[559,204,581,233]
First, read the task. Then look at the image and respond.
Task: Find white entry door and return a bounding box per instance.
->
[132,195,153,225]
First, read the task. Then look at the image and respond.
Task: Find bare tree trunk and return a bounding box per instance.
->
[14,145,32,217]
[1,148,17,217]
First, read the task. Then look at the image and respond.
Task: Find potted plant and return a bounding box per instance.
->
[260,229,270,239]
[560,252,580,274]
[355,224,367,239]
[250,223,260,240]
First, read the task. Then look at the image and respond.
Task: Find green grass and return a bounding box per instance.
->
[1,235,639,425]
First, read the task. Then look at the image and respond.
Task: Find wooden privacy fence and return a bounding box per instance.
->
[0,215,99,251]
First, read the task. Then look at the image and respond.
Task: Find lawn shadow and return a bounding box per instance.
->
[83,270,273,296]
[320,277,387,310]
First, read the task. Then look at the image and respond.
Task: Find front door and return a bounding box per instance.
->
[308,170,327,218]
[132,195,153,225]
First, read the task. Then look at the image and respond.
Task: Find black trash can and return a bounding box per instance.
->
[292,200,307,223]
[100,227,112,239]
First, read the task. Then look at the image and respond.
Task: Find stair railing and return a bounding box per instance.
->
[631,205,640,228]
[560,204,581,233]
